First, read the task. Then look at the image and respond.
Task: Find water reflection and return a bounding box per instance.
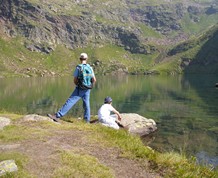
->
[197,151,218,168]
[0,74,217,168]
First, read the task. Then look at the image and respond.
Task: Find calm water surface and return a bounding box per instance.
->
[0,74,218,167]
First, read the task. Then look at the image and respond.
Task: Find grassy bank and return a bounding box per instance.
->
[0,113,217,177]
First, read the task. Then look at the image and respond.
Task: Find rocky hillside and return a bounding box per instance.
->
[0,0,218,76]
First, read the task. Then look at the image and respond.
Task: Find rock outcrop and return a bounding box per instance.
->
[0,0,217,76]
[1,0,216,54]
[0,0,153,54]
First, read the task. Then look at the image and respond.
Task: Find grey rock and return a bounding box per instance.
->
[0,160,18,176]
[115,113,157,136]
[0,117,11,130]
[22,114,52,122]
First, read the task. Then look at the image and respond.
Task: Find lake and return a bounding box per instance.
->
[0,74,218,168]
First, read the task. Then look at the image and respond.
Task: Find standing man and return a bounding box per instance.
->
[48,53,96,123]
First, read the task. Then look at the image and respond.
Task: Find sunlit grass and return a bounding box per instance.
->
[155,152,217,178]
[53,150,113,178]
[0,123,53,143]
[152,57,181,75]
[181,13,218,35]
[0,36,166,77]
[0,112,217,177]
[0,112,22,121]
[90,126,154,159]
[87,124,217,177]
[138,23,163,38]
[0,114,53,143]
[0,152,32,178]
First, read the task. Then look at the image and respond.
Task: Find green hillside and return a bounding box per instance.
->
[0,0,218,77]
[166,24,218,74]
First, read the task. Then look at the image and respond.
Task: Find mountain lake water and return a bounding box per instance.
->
[0,74,217,168]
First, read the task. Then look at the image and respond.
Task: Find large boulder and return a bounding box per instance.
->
[116,113,157,136]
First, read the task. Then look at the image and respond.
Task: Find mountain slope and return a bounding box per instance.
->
[166,24,218,73]
[0,0,218,76]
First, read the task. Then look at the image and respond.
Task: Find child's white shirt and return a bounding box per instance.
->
[98,104,114,120]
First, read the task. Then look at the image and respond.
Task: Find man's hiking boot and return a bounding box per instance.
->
[47,114,60,122]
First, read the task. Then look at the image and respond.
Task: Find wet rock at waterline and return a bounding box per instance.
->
[115,113,157,136]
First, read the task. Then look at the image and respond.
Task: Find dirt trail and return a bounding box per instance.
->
[1,120,161,178]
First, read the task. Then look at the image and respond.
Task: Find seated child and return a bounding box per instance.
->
[98,96,122,130]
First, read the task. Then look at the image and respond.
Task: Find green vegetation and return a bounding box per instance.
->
[0,152,31,178]
[165,24,218,73]
[0,113,217,177]
[181,13,218,35]
[54,150,113,178]
[27,0,83,16]
[1,0,218,76]
[0,36,161,77]
[138,23,163,38]
[1,73,217,164]
[1,23,217,77]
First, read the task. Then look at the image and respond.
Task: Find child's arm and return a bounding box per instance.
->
[112,107,122,121]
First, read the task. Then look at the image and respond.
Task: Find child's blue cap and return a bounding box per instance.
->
[104,96,112,103]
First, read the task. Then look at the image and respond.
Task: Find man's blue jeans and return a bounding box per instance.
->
[56,87,91,122]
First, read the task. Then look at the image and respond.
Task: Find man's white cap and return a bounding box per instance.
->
[80,53,88,59]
